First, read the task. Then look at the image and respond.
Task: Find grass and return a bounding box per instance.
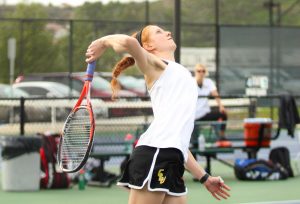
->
[0,161,299,204]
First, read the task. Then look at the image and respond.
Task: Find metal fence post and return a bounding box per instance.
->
[20,97,25,136]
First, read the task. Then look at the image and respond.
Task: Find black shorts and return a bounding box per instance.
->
[117,145,187,196]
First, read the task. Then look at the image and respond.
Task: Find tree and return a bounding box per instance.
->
[0,3,62,83]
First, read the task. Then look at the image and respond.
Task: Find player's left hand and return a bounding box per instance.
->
[204,176,231,200]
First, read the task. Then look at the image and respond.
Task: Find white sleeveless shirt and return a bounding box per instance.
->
[195,78,217,119]
[136,60,198,162]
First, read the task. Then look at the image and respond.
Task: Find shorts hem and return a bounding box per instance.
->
[117,182,188,196]
[117,182,145,190]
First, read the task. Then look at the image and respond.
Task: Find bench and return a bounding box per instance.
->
[89,140,133,187]
[189,97,281,174]
[189,131,274,175]
[191,97,257,146]
[190,147,234,175]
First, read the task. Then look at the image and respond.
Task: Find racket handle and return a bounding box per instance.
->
[85,61,96,81]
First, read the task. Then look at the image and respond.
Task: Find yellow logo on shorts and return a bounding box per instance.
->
[158,169,166,184]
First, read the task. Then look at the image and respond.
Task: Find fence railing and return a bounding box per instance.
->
[0,94,299,136]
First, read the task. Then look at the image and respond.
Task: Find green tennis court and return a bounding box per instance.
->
[1,161,299,204]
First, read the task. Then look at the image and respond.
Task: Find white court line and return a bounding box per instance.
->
[240,200,300,204]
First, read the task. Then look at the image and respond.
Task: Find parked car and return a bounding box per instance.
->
[0,84,29,98]
[118,75,147,97]
[14,73,149,118]
[15,72,138,99]
[0,84,51,123]
[13,81,82,121]
[99,72,147,97]
[13,81,80,98]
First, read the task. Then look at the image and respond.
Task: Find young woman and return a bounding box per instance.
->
[192,64,231,147]
[85,25,230,204]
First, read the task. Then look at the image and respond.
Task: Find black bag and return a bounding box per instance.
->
[277,95,300,137]
[39,133,71,189]
[234,158,289,181]
[269,147,294,177]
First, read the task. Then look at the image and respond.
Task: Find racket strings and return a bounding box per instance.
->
[60,108,92,170]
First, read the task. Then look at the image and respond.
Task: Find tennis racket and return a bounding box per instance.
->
[58,62,96,173]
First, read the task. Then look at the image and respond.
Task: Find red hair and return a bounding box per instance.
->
[111,56,135,100]
[110,25,151,100]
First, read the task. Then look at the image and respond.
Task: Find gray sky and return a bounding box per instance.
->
[5,0,153,7]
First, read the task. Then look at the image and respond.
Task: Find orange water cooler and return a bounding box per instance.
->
[243,118,272,147]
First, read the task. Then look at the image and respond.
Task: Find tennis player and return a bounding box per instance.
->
[86,25,230,204]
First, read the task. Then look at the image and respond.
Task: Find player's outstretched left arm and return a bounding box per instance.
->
[185,150,231,200]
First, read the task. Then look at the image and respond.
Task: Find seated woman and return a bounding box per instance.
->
[192,64,231,148]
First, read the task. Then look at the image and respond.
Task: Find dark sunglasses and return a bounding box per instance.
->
[196,70,206,73]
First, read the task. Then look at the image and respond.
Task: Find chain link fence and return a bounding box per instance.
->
[1,95,298,136]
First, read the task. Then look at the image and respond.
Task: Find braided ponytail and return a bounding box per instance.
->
[110,25,150,100]
[111,56,135,100]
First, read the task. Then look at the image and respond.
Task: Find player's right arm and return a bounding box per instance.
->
[85,34,165,82]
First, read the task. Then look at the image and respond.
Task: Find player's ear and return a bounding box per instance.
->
[143,42,154,51]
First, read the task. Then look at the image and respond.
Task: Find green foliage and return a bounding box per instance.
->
[73,1,147,21]
[8,3,48,19]
[0,4,62,83]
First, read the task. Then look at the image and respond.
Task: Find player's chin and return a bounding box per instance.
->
[167,43,176,52]
[171,42,177,50]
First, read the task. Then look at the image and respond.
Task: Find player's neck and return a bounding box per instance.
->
[154,52,175,62]
[197,78,203,85]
